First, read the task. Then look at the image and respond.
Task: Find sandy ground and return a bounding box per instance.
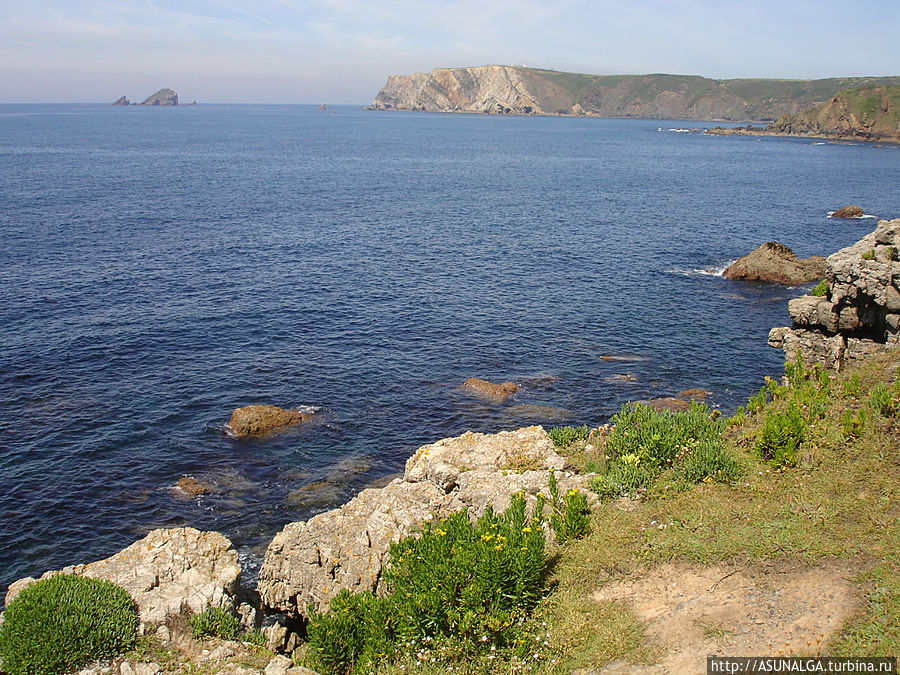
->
[586,560,861,674]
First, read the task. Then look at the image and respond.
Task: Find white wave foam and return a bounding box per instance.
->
[666,260,735,278]
[826,212,878,219]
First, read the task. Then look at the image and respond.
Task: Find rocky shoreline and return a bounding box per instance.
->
[4,222,899,674]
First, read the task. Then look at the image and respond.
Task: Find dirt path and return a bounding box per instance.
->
[588,560,861,674]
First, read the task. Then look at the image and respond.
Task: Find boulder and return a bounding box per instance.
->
[258,478,456,617]
[258,425,586,618]
[461,377,519,402]
[227,405,313,437]
[874,219,900,246]
[5,528,240,630]
[832,205,865,218]
[723,242,825,284]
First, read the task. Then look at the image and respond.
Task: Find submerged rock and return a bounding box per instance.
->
[6,528,240,630]
[832,205,865,219]
[641,397,692,412]
[174,476,211,497]
[227,405,313,437]
[461,377,519,402]
[723,242,825,285]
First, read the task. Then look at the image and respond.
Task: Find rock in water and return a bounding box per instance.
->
[174,476,210,496]
[227,405,312,437]
[140,88,178,106]
[5,528,240,630]
[461,377,519,402]
[832,205,865,219]
[111,95,130,106]
[723,242,825,284]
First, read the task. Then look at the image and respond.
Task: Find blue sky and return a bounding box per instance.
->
[1,0,898,103]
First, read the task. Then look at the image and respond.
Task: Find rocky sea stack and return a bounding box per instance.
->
[832,205,866,219]
[769,219,900,369]
[140,89,178,106]
[723,242,826,285]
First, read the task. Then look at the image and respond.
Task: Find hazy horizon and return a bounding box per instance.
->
[1,0,899,104]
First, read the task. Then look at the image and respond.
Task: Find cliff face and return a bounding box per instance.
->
[768,85,900,142]
[375,65,544,114]
[769,219,900,370]
[373,67,900,122]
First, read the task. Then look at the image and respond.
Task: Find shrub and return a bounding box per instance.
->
[811,278,829,297]
[677,438,743,484]
[189,604,240,640]
[862,249,876,261]
[548,424,591,448]
[756,403,806,468]
[306,493,548,675]
[868,383,899,417]
[306,590,395,675]
[0,574,138,675]
[548,470,590,542]
[842,374,862,399]
[591,452,654,497]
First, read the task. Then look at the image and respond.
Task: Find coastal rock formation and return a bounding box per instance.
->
[5,528,240,630]
[141,88,178,106]
[174,476,211,497]
[227,404,313,437]
[373,67,900,121]
[112,96,130,106]
[769,219,900,369]
[461,377,519,402]
[258,426,591,617]
[832,205,865,219]
[723,242,826,285]
[768,85,900,142]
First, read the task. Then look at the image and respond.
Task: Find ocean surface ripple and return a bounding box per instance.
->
[2,104,898,594]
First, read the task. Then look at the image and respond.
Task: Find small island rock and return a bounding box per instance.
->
[174,476,210,496]
[227,405,313,437]
[461,377,519,402]
[723,242,825,285]
[111,95,130,106]
[832,205,865,219]
[141,88,178,106]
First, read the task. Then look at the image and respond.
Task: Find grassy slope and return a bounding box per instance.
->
[513,69,900,121]
[769,84,900,140]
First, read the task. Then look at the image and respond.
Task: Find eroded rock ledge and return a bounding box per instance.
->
[258,425,594,618]
[769,218,900,369]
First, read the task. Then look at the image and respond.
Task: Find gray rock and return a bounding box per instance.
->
[875,219,900,246]
[259,426,580,618]
[5,528,240,630]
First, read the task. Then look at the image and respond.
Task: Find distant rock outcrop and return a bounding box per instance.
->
[258,426,591,618]
[227,405,313,437]
[724,242,826,285]
[832,205,865,219]
[141,88,178,106]
[111,95,130,106]
[769,219,900,369]
[373,67,900,121]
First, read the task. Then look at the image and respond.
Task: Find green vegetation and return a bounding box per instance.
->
[189,604,241,640]
[591,401,740,497]
[862,249,876,260]
[548,424,591,448]
[0,574,138,675]
[306,493,553,674]
[811,278,829,297]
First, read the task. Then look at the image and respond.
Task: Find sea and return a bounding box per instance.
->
[1,103,898,596]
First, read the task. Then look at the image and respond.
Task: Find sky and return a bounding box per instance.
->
[1,0,899,104]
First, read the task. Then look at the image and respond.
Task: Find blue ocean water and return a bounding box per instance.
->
[1,104,898,594]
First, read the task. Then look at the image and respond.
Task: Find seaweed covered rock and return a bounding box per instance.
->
[461,377,519,402]
[832,205,865,219]
[227,404,313,437]
[724,242,825,284]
